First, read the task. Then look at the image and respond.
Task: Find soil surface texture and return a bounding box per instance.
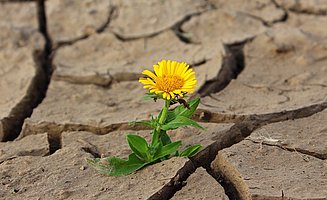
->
[0,0,326,199]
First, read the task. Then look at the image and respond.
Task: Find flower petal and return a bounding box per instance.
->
[153,65,162,77]
[169,92,175,99]
[171,61,177,75]
[167,60,171,75]
[181,64,190,76]
[175,62,185,75]
[142,70,157,80]
[183,71,195,81]
[162,92,167,99]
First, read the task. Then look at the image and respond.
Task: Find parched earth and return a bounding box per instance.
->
[0,0,326,199]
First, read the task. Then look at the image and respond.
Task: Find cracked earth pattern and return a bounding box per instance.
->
[0,0,326,199]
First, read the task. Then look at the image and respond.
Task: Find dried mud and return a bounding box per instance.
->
[0,0,326,200]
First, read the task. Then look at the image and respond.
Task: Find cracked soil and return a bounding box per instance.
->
[0,0,326,199]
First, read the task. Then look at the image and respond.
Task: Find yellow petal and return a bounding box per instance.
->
[173,90,182,94]
[159,60,167,75]
[169,92,175,99]
[139,78,155,85]
[144,85,154,89]
[181,64,190,76]
[183,68,194,76]
[175,62,185,75]
[142,70,157,80]
[162,92,167,99]
[167,60,171,75]
[184,80,197,86]
[139,79,150,84]
[153,65,162,77]
[184,71,195,81]
[171,61,177,75]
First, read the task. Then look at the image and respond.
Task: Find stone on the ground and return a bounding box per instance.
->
[0,142,188,200]
[172,168,229,200]
[0,133,49,163]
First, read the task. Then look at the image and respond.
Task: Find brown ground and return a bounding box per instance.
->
[0,0,326,199]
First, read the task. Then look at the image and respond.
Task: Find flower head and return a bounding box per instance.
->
[139,60,197,100]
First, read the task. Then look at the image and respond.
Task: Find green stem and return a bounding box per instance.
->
[152,100,170,146]
[158,100,170,125]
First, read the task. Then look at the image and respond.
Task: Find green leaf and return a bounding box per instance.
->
[161,115,204,131]
[180,144,202,157]
[129,120,153,128]
[87,153,146,176]
[153,141,182,160]
[166,98,200,122]
[127,134,149,161]
[160,130,172,146]
[151,130,159,146]
[148,141,161,157]
[157,109,164,123]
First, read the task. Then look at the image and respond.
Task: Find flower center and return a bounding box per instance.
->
[156,75,184,92]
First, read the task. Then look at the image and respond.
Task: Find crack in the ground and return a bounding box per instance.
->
[22,122,150,154]
[53,70,142,87]
[19,108,243,155]
[47,132,61,155]
[21,108,244,139]
[171,11,203,44]
[189,58,207,68]
[21,100,327,156]
[238,10,288,27]
[148,102,327,199]
[81,143,101,158]
[53,58,208,87]
[288,8,327,16]
[206,167,240,200]
[0,0,53,142]
[192,109,245,123]
[197,40,249,97]
[55,6,116,49]
[111,8,210,42]
[246,138,327,160]
[22,121,150,138]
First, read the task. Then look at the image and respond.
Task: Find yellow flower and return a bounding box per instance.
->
[139,60,197,100]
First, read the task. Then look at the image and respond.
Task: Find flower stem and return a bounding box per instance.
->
[158,100,170,125]
[152,100,170,146]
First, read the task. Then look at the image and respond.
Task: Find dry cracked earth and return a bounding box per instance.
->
[0,0,327,199]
